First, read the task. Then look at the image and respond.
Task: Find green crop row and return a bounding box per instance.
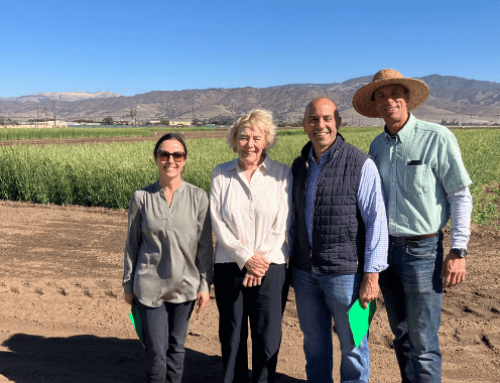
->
[0,126,218,141]
[0,129,499,225]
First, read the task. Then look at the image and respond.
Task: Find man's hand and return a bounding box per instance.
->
[441,252,466,288]
[244,253,270,277]
[196,291,210,314]
[124,293,134,306]
[243,272,262,287]
[359,273,379,309]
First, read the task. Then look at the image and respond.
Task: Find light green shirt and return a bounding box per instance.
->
[369,114,472,236]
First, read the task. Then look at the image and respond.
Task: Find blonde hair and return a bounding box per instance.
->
[226,109,277,152]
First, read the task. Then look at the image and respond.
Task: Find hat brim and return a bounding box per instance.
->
[352,78,430,118]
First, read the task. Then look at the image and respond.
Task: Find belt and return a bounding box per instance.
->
[389,233,438,248]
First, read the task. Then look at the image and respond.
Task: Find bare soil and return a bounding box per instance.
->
[0,131,228,148]
[1,134,499,382]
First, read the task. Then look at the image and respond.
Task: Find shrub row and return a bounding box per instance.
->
[1,129,498,224]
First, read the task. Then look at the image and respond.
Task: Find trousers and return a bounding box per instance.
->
[379,233,443,383]
[292,267,369,383]
[136,299,195,383]
[214,262,288,383]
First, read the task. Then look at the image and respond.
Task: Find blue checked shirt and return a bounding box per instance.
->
[304,145,388,273]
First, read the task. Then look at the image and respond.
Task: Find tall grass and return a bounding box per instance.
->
[455,130,500,225]
[1,129,499,225]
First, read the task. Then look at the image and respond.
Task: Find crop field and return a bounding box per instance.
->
[0,128,499,225]
[0,126,219,141]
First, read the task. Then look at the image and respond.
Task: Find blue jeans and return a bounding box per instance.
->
[379,233,443,383]
[292,267,369,383]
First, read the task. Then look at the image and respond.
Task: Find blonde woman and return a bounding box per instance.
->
[210,110,292,383]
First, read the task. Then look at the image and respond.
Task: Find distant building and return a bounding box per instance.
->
[169,120,192,126]
[19,120,69,127]
[67,122,101,126]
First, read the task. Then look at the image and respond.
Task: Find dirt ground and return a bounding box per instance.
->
[0,131,229,148]
[1,135,500,382]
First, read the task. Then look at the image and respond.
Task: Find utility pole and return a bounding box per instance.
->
[53,101,56,127]
[130,108,137,128]
[36,107,39,128]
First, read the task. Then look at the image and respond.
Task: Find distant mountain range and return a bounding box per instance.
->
[4,91,121,104]
[1,75,500,125]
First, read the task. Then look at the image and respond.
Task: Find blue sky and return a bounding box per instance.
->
[1,0,499,97]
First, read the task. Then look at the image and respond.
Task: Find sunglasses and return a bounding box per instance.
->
[156,150,186,162]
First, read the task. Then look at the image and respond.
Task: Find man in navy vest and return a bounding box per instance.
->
[353,69,472,383]
[289,97,388,383]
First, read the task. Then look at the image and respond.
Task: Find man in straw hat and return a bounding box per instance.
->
[353,69,473,382]
[289,97,388,382]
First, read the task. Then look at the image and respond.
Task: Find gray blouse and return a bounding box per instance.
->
[122,180,213,308]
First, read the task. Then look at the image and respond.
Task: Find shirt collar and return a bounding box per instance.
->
[384,113,416,143]
[307,133,344,165]
[260,153,272,172]
[308,144,334,166]
[228,154,272,172]
[153,179,186,194]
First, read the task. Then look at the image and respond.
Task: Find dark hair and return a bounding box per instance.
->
[153,133,188,158]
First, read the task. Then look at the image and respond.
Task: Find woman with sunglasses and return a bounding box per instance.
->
[123,133,213,383]
[210,110,292,383]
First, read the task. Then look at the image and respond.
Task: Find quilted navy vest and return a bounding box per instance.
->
[291,134,369,274]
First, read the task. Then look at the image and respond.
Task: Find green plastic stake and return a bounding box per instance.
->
[347,298,377,348]
[129,302,144,347]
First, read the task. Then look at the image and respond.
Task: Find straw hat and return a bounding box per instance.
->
[352,69,430,118]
